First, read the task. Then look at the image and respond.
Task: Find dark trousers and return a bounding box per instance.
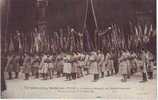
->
[15,72,19,78]
[35,72,39,78]
[107,71,110,76]
[142,72,147,81]
[148,72,153,79]
[8,72,12,79]
[71,73,76,80]
[94,74,99,81]
[101,72,104,78]
[25,73,29,80]
[66,73,71,80]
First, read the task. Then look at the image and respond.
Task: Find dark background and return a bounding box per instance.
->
[2,0,156,33]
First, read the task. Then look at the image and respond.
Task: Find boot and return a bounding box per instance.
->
[111,70,113,76]
[107,71,110,76]
[121,74,127,82]
[101,72,104,78]
[93,74,96,81]
[25,73,29,80]
[35,73,39,78]
[69,74,71,80]
[66,74,69,80]
[15,72,19,79]
[96,74,99,80]
[140,72,147,83]
[149,72,153,79]
[8,72,12,80]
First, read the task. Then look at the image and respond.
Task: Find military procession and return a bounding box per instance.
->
[3,47,155,83]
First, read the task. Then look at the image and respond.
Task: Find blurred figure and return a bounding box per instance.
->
[118,49,128,82]
[5,53,14,80]
[23,53,31,80]
[89,51,99,82]
[105,51,114,76]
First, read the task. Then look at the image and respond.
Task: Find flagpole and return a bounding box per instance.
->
[90,0,98,29]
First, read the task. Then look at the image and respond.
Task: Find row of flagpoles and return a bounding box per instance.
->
[6,21,155,54]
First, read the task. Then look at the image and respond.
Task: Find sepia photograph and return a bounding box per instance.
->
[1,0,157,99]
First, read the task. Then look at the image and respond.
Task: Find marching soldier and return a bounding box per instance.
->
[32,54,40,78]
[23,53,31,80]
[5,53,14,80]
[118,49,128,82]
[89,51,99,82]
[71,52,78,80]
[105,51,114,76]
[130,51,137,74]
[40,53,48,80]
[84,52,90,75]
[97,50,105,78]
[12,53,21,79]
[48,54,56,79]
[126,50,131,79]
[147,51,154,80]
[63,54,72,81]
[140,49,149,82]
[79,53,85,77]
[56,54,64,78]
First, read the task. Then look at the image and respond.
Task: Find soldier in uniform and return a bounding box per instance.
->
[126,50,131,79]
[5,53,14,80]
[71,52,78,80]
[12,53,21,79]
[89,51,99,82]
[79,53,85,77]
[63,54,72,81]
[56,54,64,78]
[140,49,149,82]
[97,50,105,78]
[1,53,7,97]
[48,54,56,79]
[32,54,41,78]
[23,53,31,80]
[42,54,49,80]
[84,52,90,75]
[118,49,128,82]
[105,51,114,76]
[130,51,137,74]
[147,51,154,80]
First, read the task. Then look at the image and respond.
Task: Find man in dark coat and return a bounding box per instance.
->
[1,53,7,97]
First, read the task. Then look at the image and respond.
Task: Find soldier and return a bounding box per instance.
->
[118,49,128,82]
[147,51,154,80]
[84,52,90,75]
[97,50,105,78]
[130,51,137,74]
[63,54,72,81]
[23,53,31,80]
[32,54,40,78]
[1,53,7,97]
[79,53,85,77]
[56,54,64,78]
[71,52,78,80]
[12,53,21,79]
[48,54,55,79]
[89,51,99,82]
[126,50,131,79]
[105,51,114,76]
[42,54,49,80]
[140,49,149,82]
[5,53,14,80]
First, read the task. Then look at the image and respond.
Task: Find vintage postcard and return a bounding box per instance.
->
[1,0,156,99]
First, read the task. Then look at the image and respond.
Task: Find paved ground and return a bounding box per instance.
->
[3,71,157,99]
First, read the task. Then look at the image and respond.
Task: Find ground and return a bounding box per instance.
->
[3,71,157,99]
